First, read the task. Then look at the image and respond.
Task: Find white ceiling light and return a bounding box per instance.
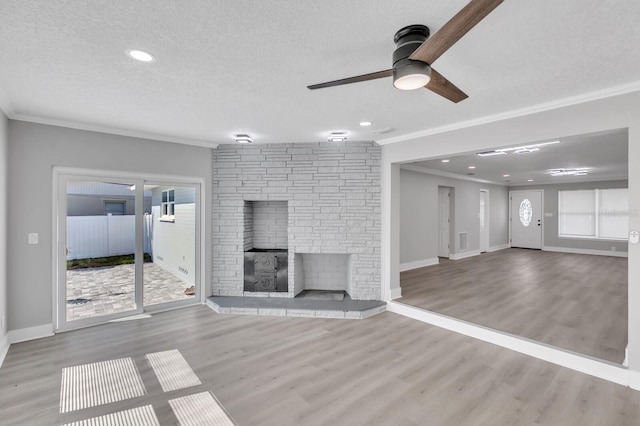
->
[468,166,476,169]
[476,150,507,157]
[393,62,431,90]
[549,168,590,177]
[127,49,155,62]
[328,132,347,143]
[477,140,560,157]
[359,121,372,127]
[233,134,253,144]
[503,174,510,177]
[441,159,450,163]
[528,179,534,182]
[515,147,540,154]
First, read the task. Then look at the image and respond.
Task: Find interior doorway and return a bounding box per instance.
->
[55,170,202,331]
[438,187,452,258]
[480,189,490,252]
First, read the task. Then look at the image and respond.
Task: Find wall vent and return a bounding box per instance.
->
[458,232,468,251]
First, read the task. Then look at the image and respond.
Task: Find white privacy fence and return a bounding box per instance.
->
[67,215,152,260]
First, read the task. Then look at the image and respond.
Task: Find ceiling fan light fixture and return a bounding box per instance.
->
[328,132,347,143]
[393,61,431,90]
[233,134,253,144]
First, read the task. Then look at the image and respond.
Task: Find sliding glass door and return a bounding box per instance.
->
[55,172,201,331]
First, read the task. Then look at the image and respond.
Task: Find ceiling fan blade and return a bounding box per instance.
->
[425,68,468,103]
[409,0,503,64]
[307,69,393,90]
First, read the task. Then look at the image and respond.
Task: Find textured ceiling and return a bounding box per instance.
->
[0,1,639,147]
[410,129,628,185]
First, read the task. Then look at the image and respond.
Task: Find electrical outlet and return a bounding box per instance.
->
[28,233,38,244]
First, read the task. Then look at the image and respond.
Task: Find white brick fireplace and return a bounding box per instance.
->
[212,141,381,300]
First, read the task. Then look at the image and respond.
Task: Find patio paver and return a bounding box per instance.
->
[66,263,194,322]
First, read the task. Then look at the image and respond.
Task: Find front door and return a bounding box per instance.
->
[510,190,542,249]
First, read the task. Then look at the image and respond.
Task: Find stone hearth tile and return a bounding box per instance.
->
[360,305,387,319]
[344,311,364,319]
[286,309,315,318]
[268,293,291,298]
[229,307,259,315]
[258,308,286,316]
[315,310,346,319]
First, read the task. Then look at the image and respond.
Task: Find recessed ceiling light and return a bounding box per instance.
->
[233,134,253,144]
[468,166,476,169]
[359,121,372,127]
[441,159,450,163]
[128,49,155,62]
[528,179,534,182]
[328,132,347,143]
[503,174,510,177]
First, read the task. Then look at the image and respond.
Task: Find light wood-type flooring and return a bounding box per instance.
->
[2,305,640,425]
[400,249,628,364]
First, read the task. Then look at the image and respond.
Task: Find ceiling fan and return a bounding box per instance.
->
[307,0,503,103]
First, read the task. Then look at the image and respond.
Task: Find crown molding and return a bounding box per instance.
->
[377,81,640,145]
[9,113,219,149]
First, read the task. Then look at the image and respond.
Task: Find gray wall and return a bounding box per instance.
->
[7,121,212,331]
[212,141,381,300]
[0,112,7,350]
[399,168,509,264]
[510,180,629,252]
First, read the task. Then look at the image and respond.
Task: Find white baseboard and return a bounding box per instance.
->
[386,301,628,387]
[399,257,439,272]
[624,346,629,367]
[449,250,481,261]
[390,287,402,300]
[487,243,510,253]
[0,332,9,368]
[8,323,54,344]
[543,246,628,258]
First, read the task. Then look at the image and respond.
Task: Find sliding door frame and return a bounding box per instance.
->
[52,167,205,332]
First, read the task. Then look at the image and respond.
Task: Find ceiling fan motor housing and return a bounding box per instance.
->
[393,24,430,64]
[393,25,432,89]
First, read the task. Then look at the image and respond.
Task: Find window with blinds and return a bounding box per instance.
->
[558,188,628,240]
